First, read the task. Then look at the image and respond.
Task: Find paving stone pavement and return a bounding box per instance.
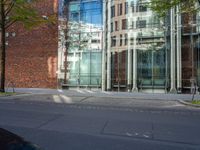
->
[6,88,200,101]
[2,88,200,111]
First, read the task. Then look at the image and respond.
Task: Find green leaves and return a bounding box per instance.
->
[147,0,200,17]
[0,0,55,30]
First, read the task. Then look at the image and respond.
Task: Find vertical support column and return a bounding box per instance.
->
[132,33,138,92]
[102,0,107,91]
[127,32,132,92]
[107,0,112,91]
[170,8,177,93]
[176,6,182,93]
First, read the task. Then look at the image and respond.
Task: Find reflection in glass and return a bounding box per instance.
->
[59,0,103,87]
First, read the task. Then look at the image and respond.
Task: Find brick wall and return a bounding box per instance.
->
[5,0,58,88]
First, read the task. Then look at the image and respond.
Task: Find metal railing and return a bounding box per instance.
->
[5,81,15,93]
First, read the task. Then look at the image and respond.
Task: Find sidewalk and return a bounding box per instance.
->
[6,88,200,101]
[4,88,200,109]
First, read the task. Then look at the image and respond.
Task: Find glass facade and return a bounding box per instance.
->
[59,0,103,87]
[109,0,168,91]
[137,48,167,88]
[57,0,199,93]
[67,51,102,86]
[135,16,168,89]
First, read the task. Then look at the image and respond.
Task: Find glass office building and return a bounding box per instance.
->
[58,0,200,93]
[103,0,170,93]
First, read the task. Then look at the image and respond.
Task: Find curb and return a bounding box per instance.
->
[0,93,33,98]
[178,100,200,108]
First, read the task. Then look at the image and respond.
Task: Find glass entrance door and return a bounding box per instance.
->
[68,51,102,87]
[137,48,167,89]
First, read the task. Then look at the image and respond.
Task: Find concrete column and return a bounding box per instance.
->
[170,8,177,93]
[101,0,107,91]
[106,0,112,91]
[176,6,182,93]
[132,33,138,92]
[127,32,132,92]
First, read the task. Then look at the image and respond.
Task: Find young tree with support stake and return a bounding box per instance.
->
[0,0,55,92]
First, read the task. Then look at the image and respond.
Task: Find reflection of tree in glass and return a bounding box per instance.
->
[67,22,92,51]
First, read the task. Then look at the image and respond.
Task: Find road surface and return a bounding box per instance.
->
[0,94,200,150]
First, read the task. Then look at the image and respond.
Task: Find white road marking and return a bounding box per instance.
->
[135,133,139,136]
[53,95,62,103]
[59,95,72,103]
[143,134,150,138]
[57,89,63,93]
[126,132,133,136]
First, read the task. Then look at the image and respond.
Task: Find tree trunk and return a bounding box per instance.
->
[0,2,6,92]
[63,4,69,85]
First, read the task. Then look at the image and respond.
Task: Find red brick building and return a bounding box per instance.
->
[5,0,58,88]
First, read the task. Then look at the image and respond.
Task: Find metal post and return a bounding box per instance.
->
[164,25,168,93]
[107,0,112,91]
[117,50,120,92]
[170,7,177,93]
[127,32,132,92]
[101,0,107,91]
[132,32,138,92]
[177,5,182,93]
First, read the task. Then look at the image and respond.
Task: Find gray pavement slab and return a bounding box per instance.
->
[1,94,187,111]
[8,94,86,104]
[81,96,183,108]
[6,88,200,101]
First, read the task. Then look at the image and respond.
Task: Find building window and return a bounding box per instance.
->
[125,2,128,14]
[130,21,134,29]
[122,19,127,30]
[130,37,134,45]
[115,21,118,31]
[136,3,147,12]
[124,34,128,45]
[136,20,146,28]
[91,39,100,43]
[111,6,115,18]
[131,1,134,13]
[111,36,116,47]
[111,22,113,32]
[118,3,123,16]
[120,34,123,46]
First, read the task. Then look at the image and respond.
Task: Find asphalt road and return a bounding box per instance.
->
[0,94,200,150]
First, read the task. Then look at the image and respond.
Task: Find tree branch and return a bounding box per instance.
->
[5,2,14,16]
[5,19,16,29]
